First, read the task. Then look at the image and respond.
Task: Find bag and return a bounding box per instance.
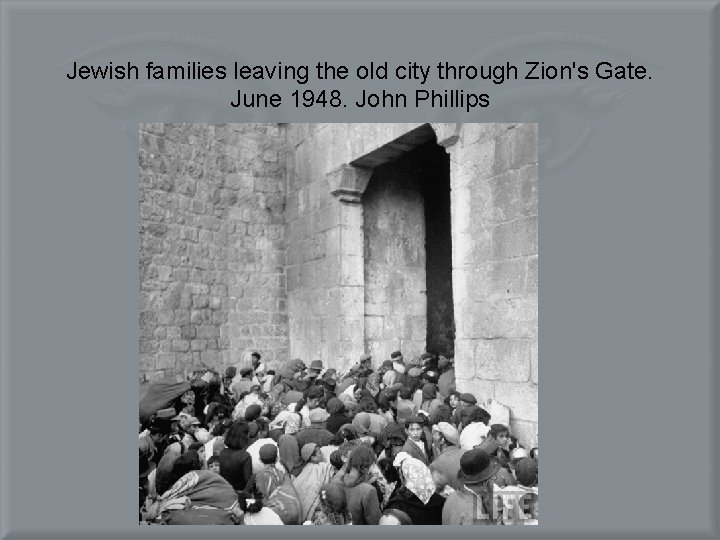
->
[265,478,302,525]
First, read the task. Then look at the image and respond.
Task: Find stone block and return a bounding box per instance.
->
[530,339,538,384]
[510,419,538,449]
[476,339,531,382]
[197,325,220,339]
[341,255,364,286]
[526,256,538,295]
[156,352,175,369]
[494,381,537,422]
[510,124,538,170]
[456,378,495,404]
[171,339,190,352]
[492,216,538,260]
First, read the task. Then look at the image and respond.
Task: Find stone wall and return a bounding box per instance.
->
[363,158,426,362]
[139,123,288,383]
[450,124,538,447]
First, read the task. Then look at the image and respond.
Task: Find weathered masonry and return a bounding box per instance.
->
[139,123,538,446]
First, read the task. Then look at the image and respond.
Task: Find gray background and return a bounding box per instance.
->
[0,1,717,539]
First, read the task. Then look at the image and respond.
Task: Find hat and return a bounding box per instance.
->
[309,360,323,371]
[459,392,477,405]
[514,457,538,486]
[309,408,330,424]
[420,352,433,360]
[225,366,237,378]
[240,367,253,377]
[322,368,337,381]
[155,407,176,419]
[432,422,460,446]
[251,351,261,359]
[458,449,496,484]
[259,443,278,463]
[390,350,402,359]
[244,404,262,421]
[301,443,318,462]
[381,360,394,370]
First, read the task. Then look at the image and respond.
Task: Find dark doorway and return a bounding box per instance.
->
[361,137,454,360]
[413,142,454,356]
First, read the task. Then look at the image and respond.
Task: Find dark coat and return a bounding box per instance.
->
[386,487,446,525]
[295,426,335,448]
[401,438,430,466]
[218,447,253,491]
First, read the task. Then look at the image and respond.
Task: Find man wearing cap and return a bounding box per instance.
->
[430,422,465,491]
[452,392,478,428]
[442,449,501,524]
[295,407,334,448]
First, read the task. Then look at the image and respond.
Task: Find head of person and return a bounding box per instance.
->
[490,424,510,447]
[514,457,538,487]
[305,386,324,409]
[470,407,492,426]
[251,351,261,369]
[258,443,278,466]
[188,441,206,463]
[301,443,325,464]
[405,416,424,442]
[399,386,413,400]
[431,422,459,450]
[357,396,378,414]
[458,392,477,409]
[224,420,250,450]
[448,391,461,409]
[207,455,220,474]
[346,444,376,477]
[379,508,412,525]
[318,482,347,516]
[309,407,330,428]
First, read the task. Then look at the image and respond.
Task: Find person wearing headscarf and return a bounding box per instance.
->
[277,433,303,476]
[293,443,334,523]
[379,508,413,525]
[385,452,445,525]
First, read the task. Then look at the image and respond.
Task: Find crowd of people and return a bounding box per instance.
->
[139,351,538,525]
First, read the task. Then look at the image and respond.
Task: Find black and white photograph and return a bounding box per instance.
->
[138,122,539,525]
